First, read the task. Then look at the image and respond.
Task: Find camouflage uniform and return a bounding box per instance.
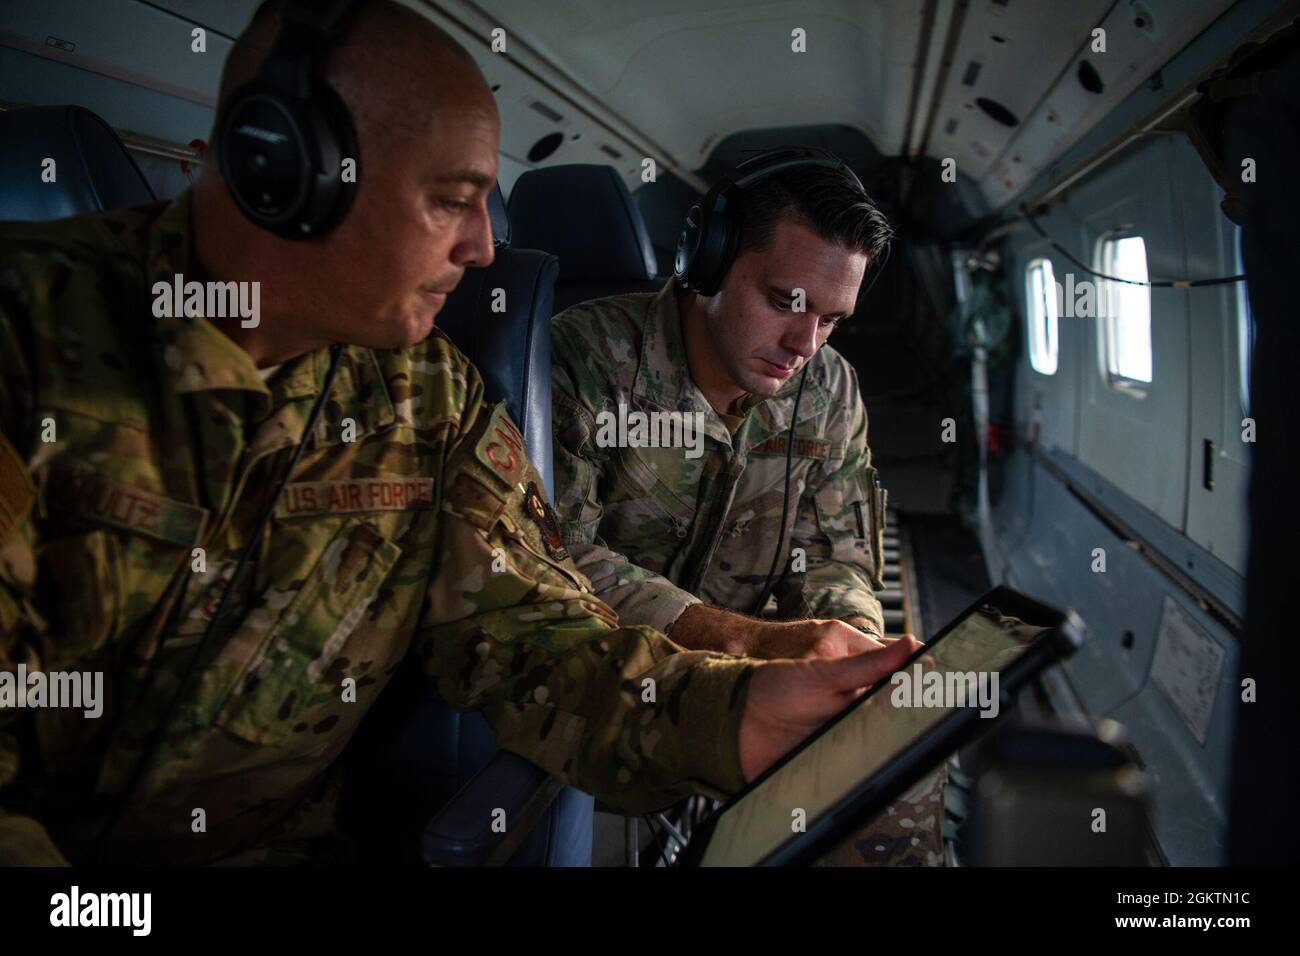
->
[551,282,889,635]
[551,283,945,866]
[0,194,754,866]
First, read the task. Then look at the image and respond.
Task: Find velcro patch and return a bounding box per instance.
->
[275,478,434,518]
[750,435,831,460]
[0,432,35,541]
[44,462,208,547]
[473,401,527,490]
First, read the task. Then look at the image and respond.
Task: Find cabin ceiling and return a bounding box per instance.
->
[0,0,1242,211]
[452,0,1237,208]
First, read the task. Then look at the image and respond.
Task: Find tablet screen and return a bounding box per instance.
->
[697,603,1049,866]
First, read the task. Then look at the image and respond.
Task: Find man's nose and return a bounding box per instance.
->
[783,315,821,359]
[453,202,496,269]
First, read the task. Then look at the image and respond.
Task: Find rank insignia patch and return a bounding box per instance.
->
[474,402,527,491]
[524,480,569,560]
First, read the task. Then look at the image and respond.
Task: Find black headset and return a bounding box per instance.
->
[674,146,867,297]
[217,0,359,239]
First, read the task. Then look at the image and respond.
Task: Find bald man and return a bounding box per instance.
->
[0,0,919,865]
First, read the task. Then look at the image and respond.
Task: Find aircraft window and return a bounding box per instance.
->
[1236,227,1254,415]
[1025,258,1059,375]
[1098,234,1152,390]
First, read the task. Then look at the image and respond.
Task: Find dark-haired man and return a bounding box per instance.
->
[551,161,946,865]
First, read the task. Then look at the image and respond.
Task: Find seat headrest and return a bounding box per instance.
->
[489,182,510,247]
[0,105,154,221]
[507,164,657,280]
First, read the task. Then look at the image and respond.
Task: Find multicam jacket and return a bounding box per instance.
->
[551,282,888,637]
[0,194,754,865]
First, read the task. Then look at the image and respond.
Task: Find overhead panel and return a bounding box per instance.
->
[464,0,917,171]
[926,0,1110,195]
[976,0,1236,210]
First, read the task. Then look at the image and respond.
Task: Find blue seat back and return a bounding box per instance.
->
[508,164,662,313]
[344,187,593,866]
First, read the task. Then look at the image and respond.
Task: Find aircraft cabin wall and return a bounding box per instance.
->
[988,94,1254,869]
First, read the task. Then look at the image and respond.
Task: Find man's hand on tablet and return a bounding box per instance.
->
[737,636,923,782]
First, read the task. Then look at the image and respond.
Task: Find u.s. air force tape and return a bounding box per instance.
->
[275,478,435,517]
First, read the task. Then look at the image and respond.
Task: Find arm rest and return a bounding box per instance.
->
[421,749,564,866]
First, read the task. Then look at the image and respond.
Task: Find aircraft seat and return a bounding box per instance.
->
[343,186,596,866]
[0,104,154,220]
[507,163,663,313]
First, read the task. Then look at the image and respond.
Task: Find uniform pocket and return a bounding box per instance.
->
[604,449,697,551]
[37,530,123,667]
[611,449,696,514]
[210,519,402,746]
[498,508,591,594]
[812,468,880,588]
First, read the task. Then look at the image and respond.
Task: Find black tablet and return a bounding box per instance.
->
[679,586,1084,866]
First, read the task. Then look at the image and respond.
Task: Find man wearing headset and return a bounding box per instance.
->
[0,0,920,865]
[549,157,946,865]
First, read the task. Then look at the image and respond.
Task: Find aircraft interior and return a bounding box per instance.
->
[0,0,1296,880]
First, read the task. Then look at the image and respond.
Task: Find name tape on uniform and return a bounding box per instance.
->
[44,463,208,547]
[276,478,434,517]
[750,435,832,461]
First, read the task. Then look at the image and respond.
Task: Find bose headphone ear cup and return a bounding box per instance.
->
[217,76,357,239]
[704,212,741,297]
[219,79,312,236]
[219,2,362,238]
[675,202,703,287]
[689,201,736,297]
[679,195,729,296]
[297,75,358,236]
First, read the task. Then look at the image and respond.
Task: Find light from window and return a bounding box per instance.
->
[1025,257,1058,375]
[1099,235,1152,387]
[1235,227,1254,414]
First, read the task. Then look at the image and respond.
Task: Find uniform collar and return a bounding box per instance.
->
[631,281,702,412]
[632,279,829,453]
[143,191,395,440]
[147,191,269,398]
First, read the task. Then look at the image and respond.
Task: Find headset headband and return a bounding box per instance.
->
[674,145,871,296]
[259,0,355,96]
[725,146,866,193]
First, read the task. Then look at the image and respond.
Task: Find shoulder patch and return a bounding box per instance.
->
[473,401,528,490]
[0,432,35,542]
[523,479,570,561]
